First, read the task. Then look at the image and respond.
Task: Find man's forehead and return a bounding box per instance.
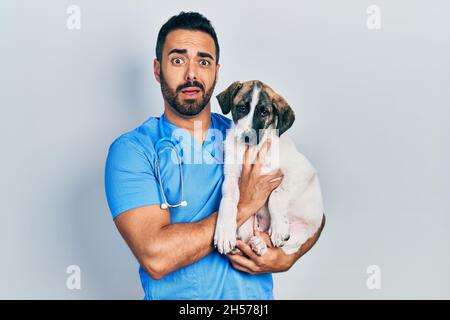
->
[164,30,215,56]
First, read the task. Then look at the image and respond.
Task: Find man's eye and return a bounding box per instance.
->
[199,59,211,66]
[172,57,184,64]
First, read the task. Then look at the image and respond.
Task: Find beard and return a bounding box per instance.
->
[160,69,216,117]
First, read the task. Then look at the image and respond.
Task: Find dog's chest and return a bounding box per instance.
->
[222,134,281,177]
[252,138,281,174]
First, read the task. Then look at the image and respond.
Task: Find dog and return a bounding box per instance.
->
[214,80,324,256]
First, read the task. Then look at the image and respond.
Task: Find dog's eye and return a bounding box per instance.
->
[237,105,248,113]
[260,109,270,117]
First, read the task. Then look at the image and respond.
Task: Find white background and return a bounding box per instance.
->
[1,0,449,299]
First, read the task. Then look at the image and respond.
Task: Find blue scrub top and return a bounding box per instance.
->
[105,112,273,300]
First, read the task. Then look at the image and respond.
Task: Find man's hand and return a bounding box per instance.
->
[227,214,326,274]
[227,231,292,274]
[236,139,284,227]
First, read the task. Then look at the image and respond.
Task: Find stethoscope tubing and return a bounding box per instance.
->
[154,116,187,209]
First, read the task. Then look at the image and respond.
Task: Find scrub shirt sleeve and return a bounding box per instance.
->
[105,137,162,219]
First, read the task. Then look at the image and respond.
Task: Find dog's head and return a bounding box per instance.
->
[216,80,295,144]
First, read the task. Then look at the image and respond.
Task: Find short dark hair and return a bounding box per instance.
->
[156,11,220,64]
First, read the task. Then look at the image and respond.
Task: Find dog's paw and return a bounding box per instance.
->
[214,221,238,255]
[248,236,268,256]
[230,247,243,255]
[269,218,290,248]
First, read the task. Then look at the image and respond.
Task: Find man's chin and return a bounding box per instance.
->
[182,98,199,104]
[172,104,204,117]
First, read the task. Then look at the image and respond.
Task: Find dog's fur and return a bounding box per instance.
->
[214,80,324,255]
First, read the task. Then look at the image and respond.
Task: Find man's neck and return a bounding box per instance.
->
[163,103,212,144]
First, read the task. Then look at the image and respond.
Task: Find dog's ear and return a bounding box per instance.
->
[216,81,243,115]
[273,99,295,136]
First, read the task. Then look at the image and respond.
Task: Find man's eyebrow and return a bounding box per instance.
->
[197,52,214,61]
[167,49,214,61]
[168,48,187,55]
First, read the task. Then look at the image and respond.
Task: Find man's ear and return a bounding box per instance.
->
[153,58,161,83]
[216,81,242,115]
[273,99,295,136]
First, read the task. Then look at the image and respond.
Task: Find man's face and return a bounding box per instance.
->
[155,29,220,117]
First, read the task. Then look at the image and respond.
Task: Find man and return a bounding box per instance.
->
[105,11,325,300]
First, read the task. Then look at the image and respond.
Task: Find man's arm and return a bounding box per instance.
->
[114,204,254,280]
[114,205,213,280]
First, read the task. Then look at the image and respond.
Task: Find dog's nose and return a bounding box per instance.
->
[241,129,257,144]
[240,130,257,145]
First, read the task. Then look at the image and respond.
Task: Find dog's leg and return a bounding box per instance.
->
[215,135,248,254]
[267,185,291,247]
[228,216,255,255]
[280,220,319,255]
[268,156,318,248]
[237,216,254,244]
[214,175,241,254]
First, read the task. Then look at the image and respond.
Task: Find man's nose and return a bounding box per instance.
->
[185,61,198,82]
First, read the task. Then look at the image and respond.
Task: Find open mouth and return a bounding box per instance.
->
[181,87,201,97]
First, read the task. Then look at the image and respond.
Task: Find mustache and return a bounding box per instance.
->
[176,81,205,92]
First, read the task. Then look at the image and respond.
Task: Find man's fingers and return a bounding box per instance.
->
[259,169,283,191]
[227,252,259,272]
[235,240,260,261]
[242,146,251,175]
[269,178,283,190]
[254,139,271,171]
[230,248,244,256]
[229,260,256,275]
[256,139,271,164]
[261,169,283,182]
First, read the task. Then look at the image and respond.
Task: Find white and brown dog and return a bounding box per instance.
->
[214,80,324,256]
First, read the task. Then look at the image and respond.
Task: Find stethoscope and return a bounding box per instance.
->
[154,114,220,210]
[154,115,188,210]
